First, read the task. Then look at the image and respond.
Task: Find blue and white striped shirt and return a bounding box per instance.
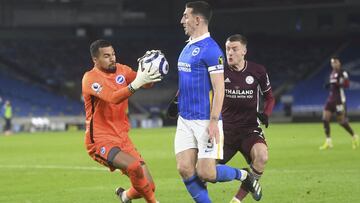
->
[177,33,224,120]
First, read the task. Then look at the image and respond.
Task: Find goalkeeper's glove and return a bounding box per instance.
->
[129,60,162,92]
[256,112,269,128]
[167,94,178,119]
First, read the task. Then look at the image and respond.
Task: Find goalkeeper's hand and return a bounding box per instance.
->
[167,93,179,119]
[256,112,269,128]
[130,61,162,91]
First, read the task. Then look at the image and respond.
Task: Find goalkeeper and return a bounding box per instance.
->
[82,39,161,203]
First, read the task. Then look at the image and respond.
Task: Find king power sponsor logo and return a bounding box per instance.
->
[225,89,254,99]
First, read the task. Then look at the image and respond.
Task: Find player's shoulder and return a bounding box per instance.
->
[82,68,98,81]
[247,61,267,73]
[116,63,132,70]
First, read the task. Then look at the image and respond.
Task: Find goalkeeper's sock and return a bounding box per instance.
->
[126,187,142,200]
[126,161,156,203]
[183,174,211,203]
[215,164,247,182]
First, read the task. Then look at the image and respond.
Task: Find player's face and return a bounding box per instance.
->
[225,41,247,66]
[94,46,116,71]
[330,58,341,71]
[180,8,197,37]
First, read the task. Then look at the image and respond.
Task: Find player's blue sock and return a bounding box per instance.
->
[183,174,211,203]
[215,164,242,182]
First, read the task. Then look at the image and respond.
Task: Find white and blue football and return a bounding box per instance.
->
[139,50,169,76]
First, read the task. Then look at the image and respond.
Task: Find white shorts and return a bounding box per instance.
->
[174,116,224,159]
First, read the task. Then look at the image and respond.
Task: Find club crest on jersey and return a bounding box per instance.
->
[192,47,200,56]
[245,76,254,84]
[218,56,224,65]
[100,147,106,155]
[115,75,125,84]
[91,82,103,94]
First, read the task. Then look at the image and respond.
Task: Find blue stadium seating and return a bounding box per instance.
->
[0,73,84,117]
[289,41,360,112]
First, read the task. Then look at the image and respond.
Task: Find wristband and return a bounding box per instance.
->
[128,84,136,93]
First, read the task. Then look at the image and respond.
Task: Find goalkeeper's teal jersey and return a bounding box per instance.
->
[177,33,224,120]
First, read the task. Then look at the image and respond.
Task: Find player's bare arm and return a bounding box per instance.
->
[208,72,224,144]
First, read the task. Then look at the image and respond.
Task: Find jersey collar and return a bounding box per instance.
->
[187,32,210,45]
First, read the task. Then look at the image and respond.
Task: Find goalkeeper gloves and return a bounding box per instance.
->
[129,59,162,92]
[167,93,178,119]
[256,112,269,128]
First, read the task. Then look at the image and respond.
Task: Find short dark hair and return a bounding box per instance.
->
[186,1,212,23]
[226,34,248,46]
[330,55,340,61]
[90,39,112,58]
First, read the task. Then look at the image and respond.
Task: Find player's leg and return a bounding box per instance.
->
[195,120,247,183]
[336,109,359,149]
[232,130,266,203]
[177,149,212,203]
[217,141,238,165]
[116,164,156,202]
[195,121,260,201]
[110,149,157,203]
[320,109,333,150]
[175,116,210,203]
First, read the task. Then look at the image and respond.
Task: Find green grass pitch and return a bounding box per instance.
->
[0,123,359,203]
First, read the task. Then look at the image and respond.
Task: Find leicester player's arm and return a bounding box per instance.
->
[257,70,275,127]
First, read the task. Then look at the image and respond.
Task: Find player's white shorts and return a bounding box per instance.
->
[174,116,224,159]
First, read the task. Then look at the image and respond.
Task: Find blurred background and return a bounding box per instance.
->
[0,0,359,133]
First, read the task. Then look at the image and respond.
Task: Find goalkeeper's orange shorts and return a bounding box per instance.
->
[85,133,144,172]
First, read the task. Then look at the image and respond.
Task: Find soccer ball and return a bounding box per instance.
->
[139,50,169,76]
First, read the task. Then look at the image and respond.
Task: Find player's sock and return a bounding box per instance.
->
[250,165,263,180]
[183,174,211,203]
[340,122,354,136]
[215,164,247,182]
[126,182,155,200]
[126,161,156,203]
[126,187,142,199]
[235,184,249,201]
[229,197,241,203]
[235,166,263,201]
[323,120,330,137]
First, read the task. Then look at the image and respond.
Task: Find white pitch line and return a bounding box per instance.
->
[0,164,107,171]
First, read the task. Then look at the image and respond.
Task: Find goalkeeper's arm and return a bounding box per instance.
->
[99,63,161,104]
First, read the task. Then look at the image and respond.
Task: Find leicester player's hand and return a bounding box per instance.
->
[323,82,330,89]
[130,61,162,91]
[167,94,178,119]
[256,112,269,128]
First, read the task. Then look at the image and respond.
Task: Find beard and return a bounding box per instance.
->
[100,64,116,73]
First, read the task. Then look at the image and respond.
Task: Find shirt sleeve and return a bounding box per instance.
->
[203,46,224,74]
[82,72,132,104]
[122,64,137,84]
[259,68,272,93]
